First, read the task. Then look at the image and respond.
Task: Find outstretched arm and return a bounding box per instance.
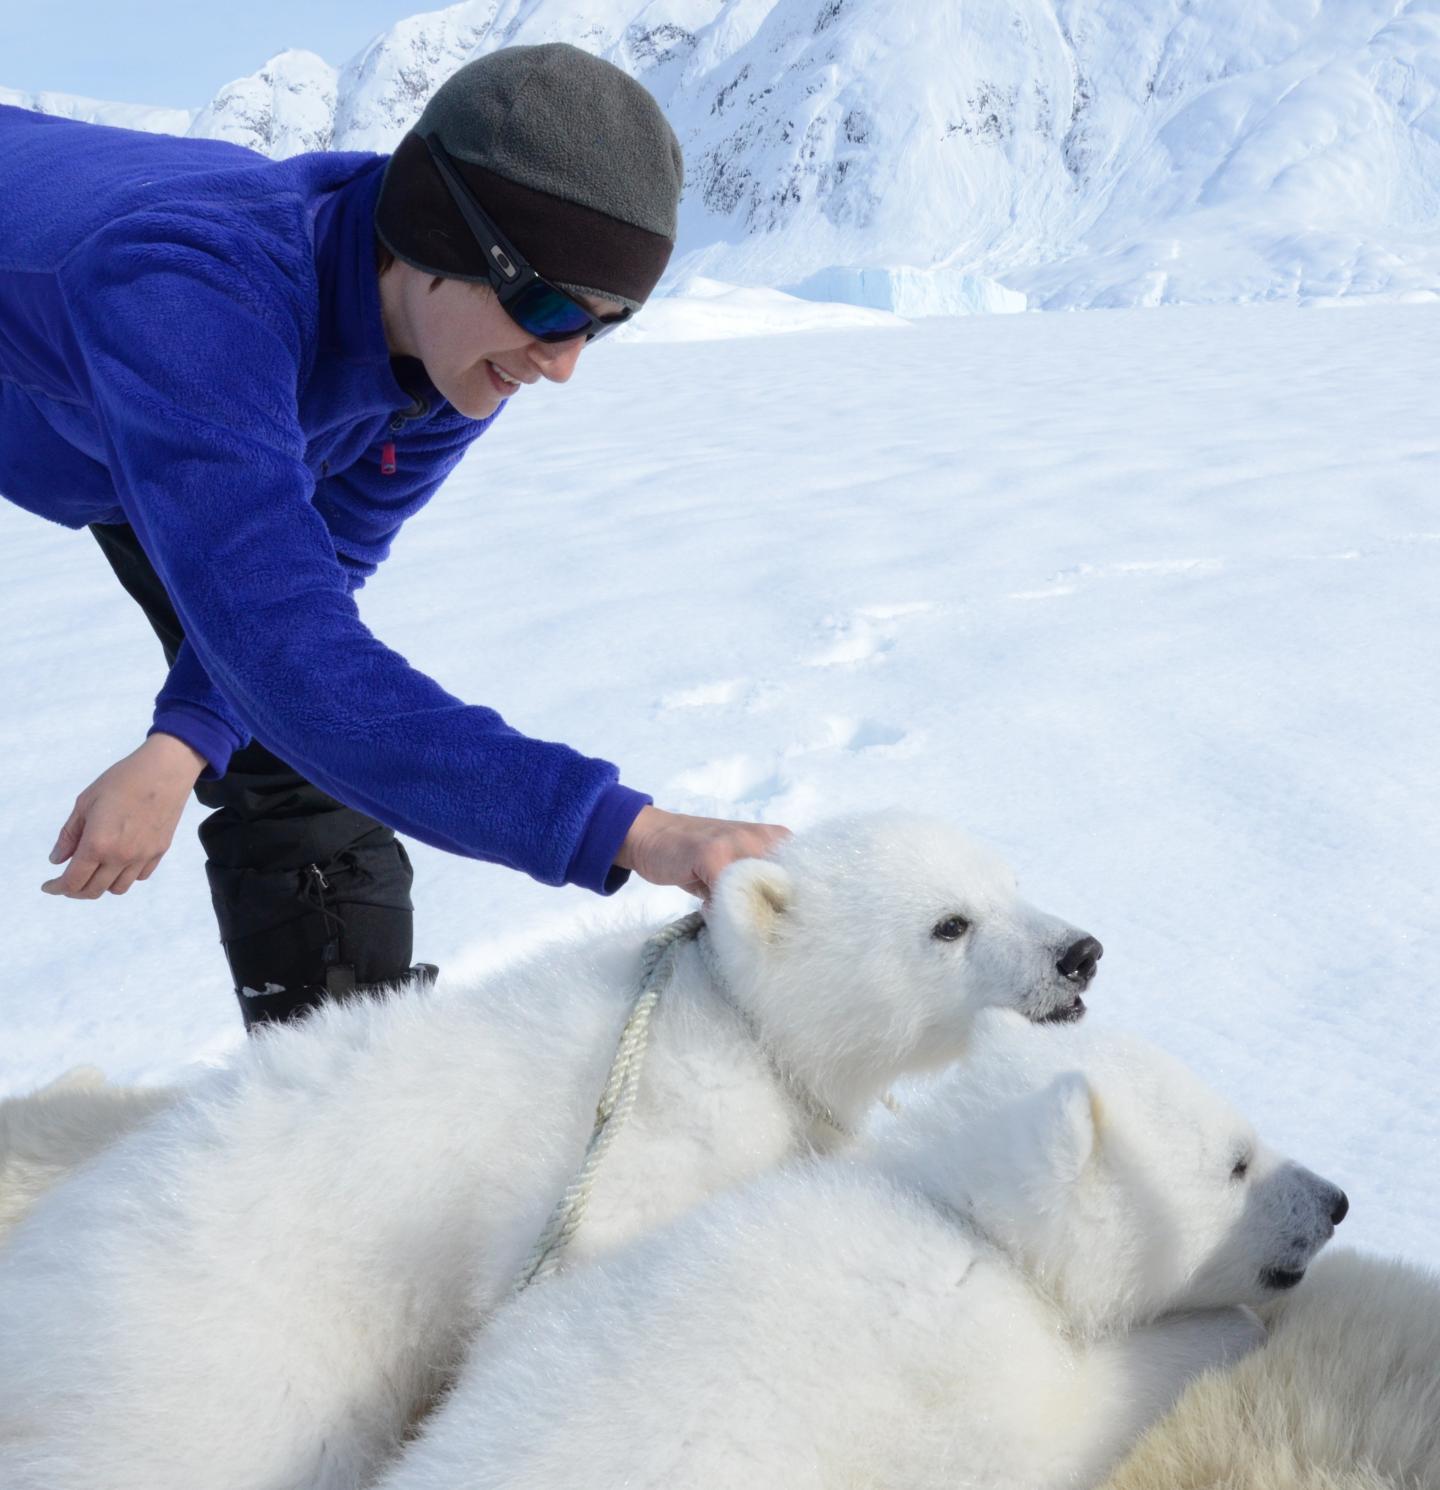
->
[42,763,789,902]
[40,750,791,905]
[58,213,654,895]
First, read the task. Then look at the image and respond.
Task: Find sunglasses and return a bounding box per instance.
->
[423,133,632,344]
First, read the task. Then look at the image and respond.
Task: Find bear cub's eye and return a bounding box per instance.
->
[1230,1155,1251,1181]
[932,915,970,942]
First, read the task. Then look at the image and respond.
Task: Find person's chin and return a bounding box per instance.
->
[446,385,503,420]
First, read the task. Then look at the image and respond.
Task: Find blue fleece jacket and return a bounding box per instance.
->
[0,104,649,894]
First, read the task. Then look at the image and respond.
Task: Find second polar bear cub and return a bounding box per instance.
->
[374,1011,1348,1490]
[0,813,1099,1490]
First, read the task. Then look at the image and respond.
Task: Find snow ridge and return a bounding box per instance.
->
[5,0,1440,312]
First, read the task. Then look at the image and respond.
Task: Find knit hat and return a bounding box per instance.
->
[375,44,684,312]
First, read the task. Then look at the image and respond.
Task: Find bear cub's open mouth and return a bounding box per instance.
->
[1038,995,1086,1024]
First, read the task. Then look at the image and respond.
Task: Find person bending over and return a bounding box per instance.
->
[0,44,787,1029]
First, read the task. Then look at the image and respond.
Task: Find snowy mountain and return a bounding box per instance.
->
[189,51,338,158]
[0,84,191,136]
[6,0,1440,312]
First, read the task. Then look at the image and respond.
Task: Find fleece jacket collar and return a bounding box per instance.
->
[311,157,432,418]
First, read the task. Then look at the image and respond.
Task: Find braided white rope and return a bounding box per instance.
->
[505,911,705,1299]
[695,925,853,1142]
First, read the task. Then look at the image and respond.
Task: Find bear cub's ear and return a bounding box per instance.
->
[1028,1071,1100,1182]
[710,857,796,944]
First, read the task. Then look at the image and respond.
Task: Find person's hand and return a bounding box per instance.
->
[42,734,206,899]
[614,807,791,900]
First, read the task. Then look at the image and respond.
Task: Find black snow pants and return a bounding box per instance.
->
[90,522,416,1032]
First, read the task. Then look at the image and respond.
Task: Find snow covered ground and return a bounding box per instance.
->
[2,295,1437,1266]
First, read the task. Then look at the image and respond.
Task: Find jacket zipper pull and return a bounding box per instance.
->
[380,441,397,476]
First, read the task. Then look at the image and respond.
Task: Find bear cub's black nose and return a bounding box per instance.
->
[1331,1190,1349,1226]
[1057,936,1103,988]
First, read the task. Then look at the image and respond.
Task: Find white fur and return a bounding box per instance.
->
[1102,1247,1440,1490]
[372,1012,1345,1490]
[0,813,1096,1490]
[0,1069,174,1240]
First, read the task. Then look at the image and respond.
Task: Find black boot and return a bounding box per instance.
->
[206,833,422,1033]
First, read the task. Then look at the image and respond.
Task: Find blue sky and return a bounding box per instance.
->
[3,0,425,109]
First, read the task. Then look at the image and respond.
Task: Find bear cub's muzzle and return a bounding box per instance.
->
[1039,934,1104,1022]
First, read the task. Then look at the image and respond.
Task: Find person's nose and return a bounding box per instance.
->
[532,336,585,384]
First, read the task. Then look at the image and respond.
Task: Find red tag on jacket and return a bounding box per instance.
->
[380,441,397,475]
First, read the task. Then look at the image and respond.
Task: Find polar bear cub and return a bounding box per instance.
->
[372,1012,1348,1490]
[0,1068,174,1240]
[0,813,1099,1490]
[1103,1247,1440,1490]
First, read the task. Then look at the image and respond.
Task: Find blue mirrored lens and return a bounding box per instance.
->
[510,280,594,339]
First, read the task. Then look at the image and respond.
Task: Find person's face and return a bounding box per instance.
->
[385,263,625,419]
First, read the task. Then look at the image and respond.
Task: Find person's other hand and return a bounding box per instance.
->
[42,734,206,899]
[614,807,791,900]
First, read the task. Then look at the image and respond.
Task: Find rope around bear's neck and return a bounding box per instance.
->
[693,926,854,1143]
[504,911,704,1300]
[505,907,853,1303]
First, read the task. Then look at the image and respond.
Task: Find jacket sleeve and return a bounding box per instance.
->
[151,638,252,778]
[61,210,648,892]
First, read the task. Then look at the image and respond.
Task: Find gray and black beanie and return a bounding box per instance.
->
[375,44,684,312]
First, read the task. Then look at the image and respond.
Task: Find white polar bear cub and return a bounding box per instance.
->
[373,1012,1348,1490]
[0,813,1099,1490]
[1102,1247,1440,1490]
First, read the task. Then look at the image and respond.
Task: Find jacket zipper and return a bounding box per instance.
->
[383,391,430,476]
